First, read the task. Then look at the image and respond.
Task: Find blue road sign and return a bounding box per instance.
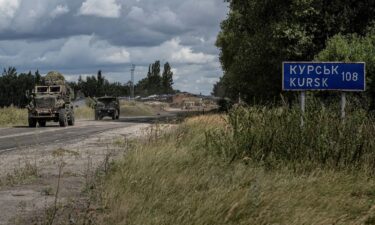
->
[283,62,366,91]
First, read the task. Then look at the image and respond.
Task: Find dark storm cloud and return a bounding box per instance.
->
[0,0,228,94]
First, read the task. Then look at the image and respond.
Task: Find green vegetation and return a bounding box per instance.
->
[0,68,41,107]
[215,0,375,103]
[0,106,27,127]
[207,105,375,172]
[0,61,176,108]
[95,104,375,224]
[136,61,175,96]
[120,101,156,117]
[316,30,375,109]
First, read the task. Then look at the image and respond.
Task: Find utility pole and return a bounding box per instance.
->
[130,64,136,99]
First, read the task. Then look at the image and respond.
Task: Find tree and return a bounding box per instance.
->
[0,68,36,107]
[162,62,174,94]
[212,77,226,98]
[316,30,375,109]
[35,70,41,85]
[216,0,375,103]
[148,61,162,94]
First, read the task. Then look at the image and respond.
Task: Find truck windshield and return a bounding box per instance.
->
[36,87,48,93]
[50,86,61,93]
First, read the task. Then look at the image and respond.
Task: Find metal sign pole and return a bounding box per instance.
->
[300,91,306,127]
[341,92,346,120]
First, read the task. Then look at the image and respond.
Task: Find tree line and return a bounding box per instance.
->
[0,61,175,107]
[214,0,375,108]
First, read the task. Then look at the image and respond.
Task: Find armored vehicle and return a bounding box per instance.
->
[94,97,120,120]
[27,71,75,127]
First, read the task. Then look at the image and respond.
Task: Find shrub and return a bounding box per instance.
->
[206,102,375,173]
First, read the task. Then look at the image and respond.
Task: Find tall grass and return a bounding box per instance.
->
[206,102,375,173]
[97,114,375,224]
[0,106,27,127]
[74,105,94,120]
[120,101,156,116]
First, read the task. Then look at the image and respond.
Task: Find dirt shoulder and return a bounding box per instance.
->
[0,122,151,225]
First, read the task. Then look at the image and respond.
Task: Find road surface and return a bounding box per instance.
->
[0,115,177,154]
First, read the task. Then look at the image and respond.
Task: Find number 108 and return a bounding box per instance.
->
[342,72,359,82]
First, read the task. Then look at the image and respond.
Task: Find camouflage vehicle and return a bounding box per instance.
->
[27,71,75,127]
[94,97,120,120]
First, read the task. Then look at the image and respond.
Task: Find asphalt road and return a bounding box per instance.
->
[0,115,178,154]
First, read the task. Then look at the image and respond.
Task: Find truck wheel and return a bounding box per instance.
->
[68,113,75,126]
[116,110,120,119]
[38,120,46,127]
[59,109,68,127]
[112,111,117,120]
[28,118,37,128]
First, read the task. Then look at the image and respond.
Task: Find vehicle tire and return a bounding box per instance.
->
[59,109,68,127]
[112,111,117,120]
[68,113,75,126]
[28,118,37,128]
[38,120,46,127]
[116,110,120,119]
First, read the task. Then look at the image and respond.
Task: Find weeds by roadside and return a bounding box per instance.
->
[75,106,94,120]
[94,108,375,225]
[0,160,39,187]
[0,106,27,127]
[206,104,375,173]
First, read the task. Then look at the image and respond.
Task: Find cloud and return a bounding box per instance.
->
[0,0,229,94]
[79,0,121,18]
[36,35,130,66]
[50,4,69,18]
[127,6,183,30]
[0,35,130,71]
[0,0,20,30]
[169,39,216,64]
[129,38,216,65]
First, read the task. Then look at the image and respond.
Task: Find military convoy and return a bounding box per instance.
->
[94,96,120,120]
[26,71,75,128]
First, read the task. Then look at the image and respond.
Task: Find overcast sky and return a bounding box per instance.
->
[0,0,228,95]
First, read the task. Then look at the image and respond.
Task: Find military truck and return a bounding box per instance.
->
[26,71,75,127]
[94,97,120,120]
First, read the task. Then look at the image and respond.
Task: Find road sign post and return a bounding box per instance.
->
[341,92,346,120]
[300,91,305,126]
[283,62,365,124]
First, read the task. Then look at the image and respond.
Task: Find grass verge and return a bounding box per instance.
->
[74,105,94,120]
[94,107,375,225]
[120,101,157,117]
[0,106,27,127]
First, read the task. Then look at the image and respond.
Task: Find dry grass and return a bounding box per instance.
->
[95,113,375,225]
[0,105,94,127]
[74,106,94,120]
[0,106,27,127]
[0,160,39,187]
[120,101,157,117]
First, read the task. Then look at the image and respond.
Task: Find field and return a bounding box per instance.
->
[93,104,375,225]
